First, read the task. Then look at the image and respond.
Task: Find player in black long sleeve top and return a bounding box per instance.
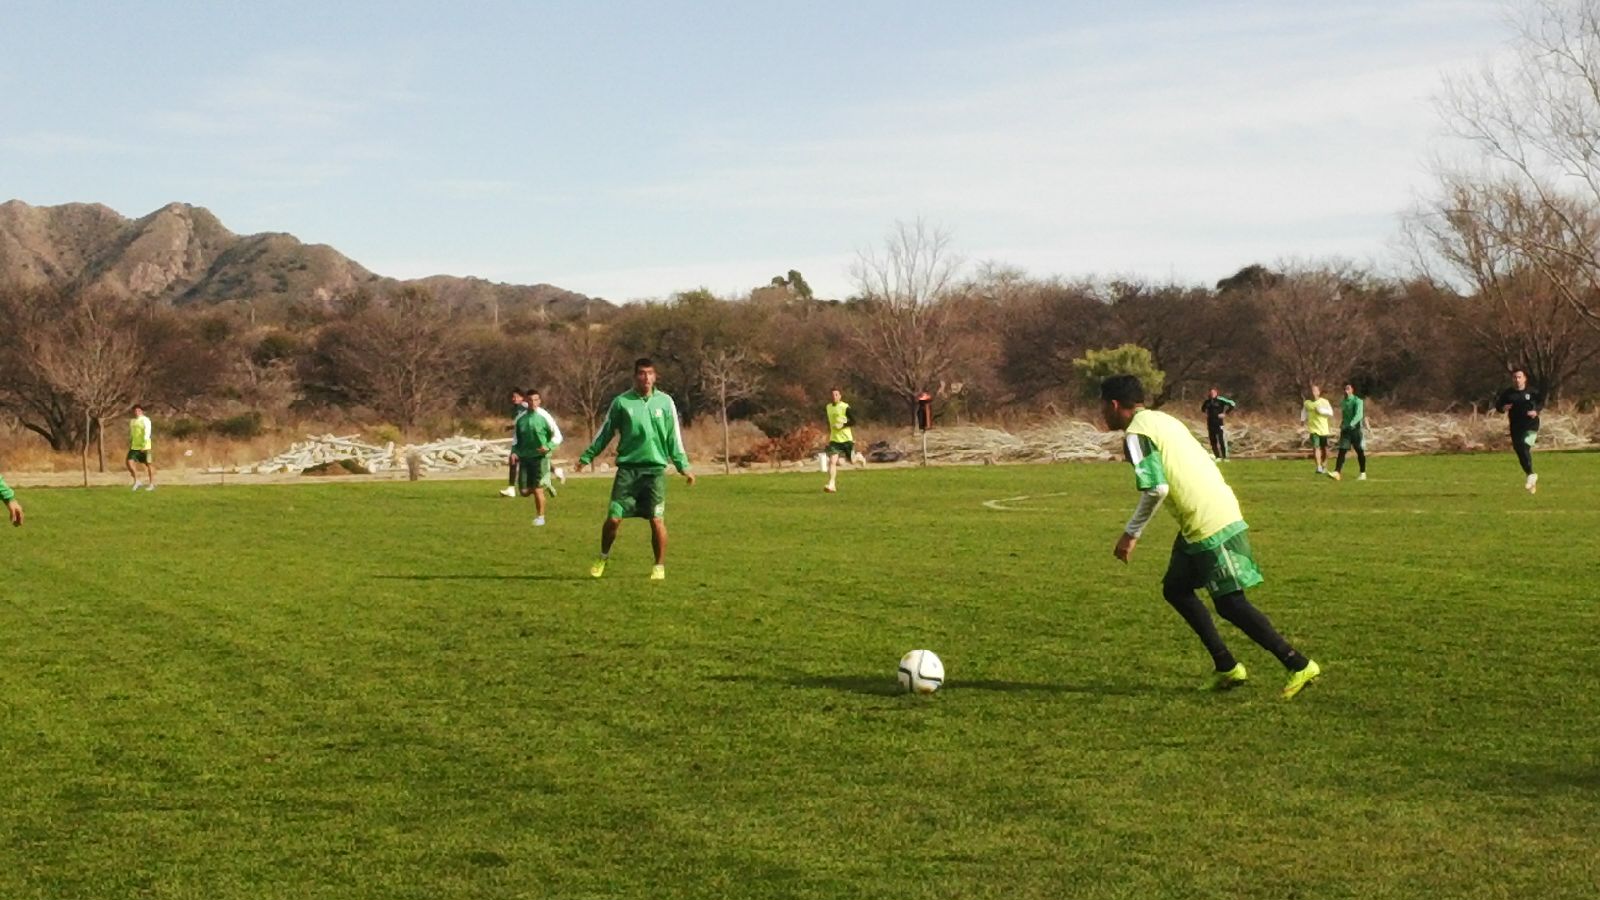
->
[1496,367,1542,493]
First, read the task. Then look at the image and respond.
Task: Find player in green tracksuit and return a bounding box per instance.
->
[576,358,695,581]
[1101,375,1320,699]
[1330,383,1366,481]
[0,472,23,528]
[513,388,557,526]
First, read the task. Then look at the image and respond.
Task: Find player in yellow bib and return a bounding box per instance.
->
[1101,375,1321,699]
[823,388,854,494]
[1300,384,1334,474]
[126,404,155,491]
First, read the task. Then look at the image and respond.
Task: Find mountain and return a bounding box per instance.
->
[0,200,605,319]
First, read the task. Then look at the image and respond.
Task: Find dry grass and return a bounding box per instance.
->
[6,410,1595,476]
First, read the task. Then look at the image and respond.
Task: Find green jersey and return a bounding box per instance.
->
[1340,394,1364,432]
[129,415,152,451]
[513,407,554,457]
[1302,398,1333,436]
[0,473,13,503]
[825,401,853,444]
[579,389,691,472]
[1125,408,1244,546]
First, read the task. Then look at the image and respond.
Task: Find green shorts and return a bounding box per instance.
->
[609,466,666,520]
[1308,434,1328,449]
[127,450,151,464]
[1163,524,1264,599]
[826,440,854,458]
[516,455,550,491]
[1338,428,1364,451]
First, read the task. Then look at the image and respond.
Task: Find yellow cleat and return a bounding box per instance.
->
[1199,663,1249,692]
[1282,659,1322,700]
[649,564,666,581]
[589,557,607,579]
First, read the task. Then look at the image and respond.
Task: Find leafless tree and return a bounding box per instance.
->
[547,322,627,439]
[1252,265,1375,397]
[35,293,145,479]
[700,347,763,474]
[326,286,465,432]
[1406,178,1600,397]
[1437,0,1600,329]
[849,219,965,426]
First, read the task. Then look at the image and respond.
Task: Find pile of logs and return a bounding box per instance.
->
[246,434,515,475]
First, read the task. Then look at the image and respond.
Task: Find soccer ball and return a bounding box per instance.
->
[897,649,945,694]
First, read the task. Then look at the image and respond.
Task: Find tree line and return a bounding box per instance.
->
[4,244,1594,455]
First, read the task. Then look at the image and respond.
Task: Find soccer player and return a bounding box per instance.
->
[576,358,695,581]
[513,387,557,526]
[1198,388,1236,461]
[1,470,23,528]
[1301,384,1334,474]
[527,389,566,496]
[823,388,854,493]
[1329,383,1366,481]
[1496,367,1542,493]
[500,389,529,498]
[126,404,155,491]
[1101,375,1321,699]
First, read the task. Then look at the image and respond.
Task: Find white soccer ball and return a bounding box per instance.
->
[897,649,945,695]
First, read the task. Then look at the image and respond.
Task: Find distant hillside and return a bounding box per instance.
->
[0,200,605,320]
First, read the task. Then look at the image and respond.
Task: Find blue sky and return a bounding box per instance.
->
[1,1,1508,301]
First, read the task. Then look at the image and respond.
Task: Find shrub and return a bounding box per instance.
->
[210,412,264,439]
[166,417,207,440]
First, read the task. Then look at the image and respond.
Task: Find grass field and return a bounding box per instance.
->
[1,454,1597,899]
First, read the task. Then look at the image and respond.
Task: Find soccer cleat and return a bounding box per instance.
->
[533,516,545,527]
[1327,471,1341,481]
[823,484,837,493]
[555,467,567,485]
[1315,467,1324,474]
[1526,473,1538,494]
[131,482,143,491]
[499,485,517,497]
[1357,473,1367,481]
[1281,659,1322,700]
[649,564,666,581]
[145,483,156,491]
[589,557,607,578]
[1199,663,1249,692]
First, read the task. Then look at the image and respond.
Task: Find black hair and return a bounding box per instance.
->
[634,357,655,372]
[525,388,540,398]
[1511,366,1528,378]
[1099,375,1144,406]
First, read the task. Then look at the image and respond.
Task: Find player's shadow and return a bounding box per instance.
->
[373,574,590,582]
[709,674,1148,697]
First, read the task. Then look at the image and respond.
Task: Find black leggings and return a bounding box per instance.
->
[1207,423,1227,459]
[1512,431,1536,475]
[1335,444,1365,474]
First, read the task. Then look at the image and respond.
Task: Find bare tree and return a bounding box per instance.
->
[325,286,465,432]
[547,322,627,439]
[849,219,965,426]
[34,294,145,481]
[1437,0,1600,329]
[700,347,763,474]
[0,284,90,450]
[1252,265,1375,397]
[1407,178,1600,397]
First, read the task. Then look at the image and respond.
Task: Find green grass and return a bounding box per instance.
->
[1,454,1597,899]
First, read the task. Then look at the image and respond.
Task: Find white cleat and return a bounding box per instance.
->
[1357,473,1367,481]
[145,483,156,491]
[555,467,567,485]
[1526,473,1538,494]
[131,482,143,491]
[499,485,517,497]
[823,484,837,493]
[533,516,546,526]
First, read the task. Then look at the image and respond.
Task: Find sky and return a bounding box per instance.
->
[0,1,1511,302]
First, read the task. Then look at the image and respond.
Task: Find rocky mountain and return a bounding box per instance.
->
[0,200,604,320]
